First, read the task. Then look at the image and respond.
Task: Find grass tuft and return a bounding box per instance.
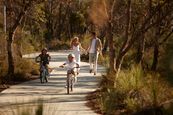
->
[91,65,173,114]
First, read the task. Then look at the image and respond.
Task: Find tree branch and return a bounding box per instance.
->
[159,29,173,45]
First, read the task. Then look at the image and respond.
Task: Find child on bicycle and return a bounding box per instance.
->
[35,48,51,77]
[59,53,79,82]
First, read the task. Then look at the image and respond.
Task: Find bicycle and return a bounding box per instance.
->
[60,66,79,94]
[39,62,48,83]
[36,58,49,84]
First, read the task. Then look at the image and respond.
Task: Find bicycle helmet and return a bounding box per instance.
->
[42,48,47,52]
[68,53,75,58]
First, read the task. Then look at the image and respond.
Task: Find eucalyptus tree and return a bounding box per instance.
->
[88,0,173,76]
[5,0,45,76]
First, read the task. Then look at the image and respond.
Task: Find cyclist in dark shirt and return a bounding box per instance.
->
[36,48,51,76]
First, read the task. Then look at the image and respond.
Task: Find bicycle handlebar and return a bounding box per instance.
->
[59,66,80,69]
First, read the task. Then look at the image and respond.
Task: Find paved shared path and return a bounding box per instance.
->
[0,51,106,115]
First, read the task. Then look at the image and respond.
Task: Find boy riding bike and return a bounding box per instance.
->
[35,48,51,81]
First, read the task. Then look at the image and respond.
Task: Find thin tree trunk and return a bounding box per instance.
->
[115,0,131,73]
[136,0,152,65]
[136,35,145,64]
[6,1,32,76]
[151,43,159,71]
[151,1,161,71]
[7,32,14,75]
[115,52,125,74]
[107,21,115,71]
[103,37,108,52]
[105,0,116,72]
[57,2,63,40]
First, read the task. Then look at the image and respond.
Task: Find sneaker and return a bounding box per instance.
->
[64,85,67,88]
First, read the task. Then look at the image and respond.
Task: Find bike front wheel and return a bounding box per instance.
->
[40,70,46,83]
[67,75,70,94]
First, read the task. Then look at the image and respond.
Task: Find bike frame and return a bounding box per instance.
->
[40,62,48,83]
[66,67,79,94]
[67,71,74,94]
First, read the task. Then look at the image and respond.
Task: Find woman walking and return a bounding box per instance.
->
[70,37,85,66]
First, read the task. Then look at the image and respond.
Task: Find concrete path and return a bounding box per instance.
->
[0,51,106,115]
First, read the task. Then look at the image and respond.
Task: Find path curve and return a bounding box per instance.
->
[0,51,106,115]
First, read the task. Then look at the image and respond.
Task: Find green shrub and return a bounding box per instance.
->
[14,31,43,54]
[13,58,39,82]
[98,65,173,114]
[80,34,90,49]
[15,59,39,74]
[48,39,70,50]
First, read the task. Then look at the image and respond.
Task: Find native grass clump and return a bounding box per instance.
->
[98,65,173,115]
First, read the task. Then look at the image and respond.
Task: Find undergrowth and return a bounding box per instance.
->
[90,65,173,115]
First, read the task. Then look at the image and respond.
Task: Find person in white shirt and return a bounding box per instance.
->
[59,54,79,82]
[87,32,102,75]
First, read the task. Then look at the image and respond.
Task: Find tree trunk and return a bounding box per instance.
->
[7,32,14,75]
[57,2,63,40]
[151,1,161,71]
[151,43,159,71]
[115,0,131,73]
[6,1,32,76]
[103,37,108,52]
[107,21,115,71]
[136,35,145,64]
[115,52,125,74]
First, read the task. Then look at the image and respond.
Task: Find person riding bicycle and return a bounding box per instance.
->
[59,53,79,82]
[36,48,51,77]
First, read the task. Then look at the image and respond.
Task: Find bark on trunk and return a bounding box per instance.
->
[151,1,161,71]
[115,53,124,74]
[6,1,32,76]
[136,35,145,64]
[57,3,63,40]
[151,44,159,71]
[115,0,131,73]
[107,22,115,71]
[103,37,108,52]
[7,32,14,75]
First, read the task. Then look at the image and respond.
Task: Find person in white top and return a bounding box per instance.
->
[59,54,79,82]
[70,37,86,65]
[87,32,102,75]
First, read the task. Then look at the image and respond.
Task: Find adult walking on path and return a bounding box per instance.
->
[70,36,86,66]
[87,32,103,75]
[0,51,106,115]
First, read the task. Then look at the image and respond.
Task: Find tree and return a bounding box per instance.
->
[88,0,173,76]
[43,0,87,41]
[6,0,44,76]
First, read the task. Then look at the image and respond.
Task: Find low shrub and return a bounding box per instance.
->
[48,39,70,50]
[12,58,39,82]
[15,58,39,75]
[96,65,173,115]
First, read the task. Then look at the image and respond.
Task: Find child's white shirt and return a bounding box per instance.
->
[65,60,78,71]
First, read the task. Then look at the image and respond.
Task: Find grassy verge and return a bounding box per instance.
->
[0,58,39,92]
[87,65,173,115]
[0,101,44,115]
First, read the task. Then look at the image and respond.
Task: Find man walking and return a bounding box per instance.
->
[87,32,102,75]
